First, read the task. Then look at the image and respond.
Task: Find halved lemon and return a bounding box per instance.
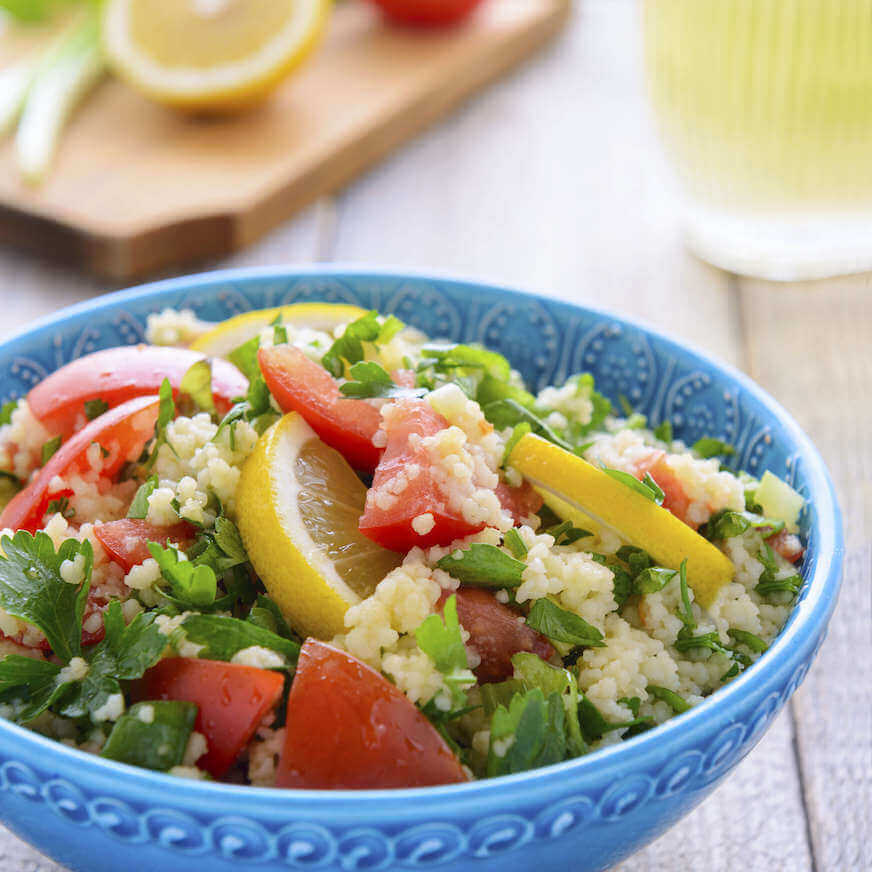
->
[509,434,734,607]
[102,0,331,111]
[191,302,367,358]
[236,412,401,639]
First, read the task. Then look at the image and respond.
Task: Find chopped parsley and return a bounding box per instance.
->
[83,398,109,420]
[179,613,300,665]
[101,701,197,772]
[0,532,92,661]
[148,541,218,609]
[602,466,663,504]
[127,474,158,520]
[228,335,262,381]
[144,378,175,469]
[436,543,526,589]
[646,684,691,714]
[179,359,215,413]
[525,598,605,647]
[692,437,736,459]
[754,543,803,600]
[502,528,528,559]
[40,435,62,465]
[415,595,475,707]
[0,399,18,426]
[321,310,384,377]
[653,420,673,442]
[502,420,532,466]
[338,361,425,400]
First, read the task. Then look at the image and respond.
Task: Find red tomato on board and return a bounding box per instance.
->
[258,345,383,472]
[93,519,197,572]
[366,0,486,27]
[27,346,247,441]
[0,395,160,534]
[439,588,555,684]
[136,658,285,779]
[358,399,485,551]
[276,640,468,789]
[495,479,544,525]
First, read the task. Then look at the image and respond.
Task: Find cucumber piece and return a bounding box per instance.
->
[755,470,804,533]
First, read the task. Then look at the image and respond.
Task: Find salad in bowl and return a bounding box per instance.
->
[0,298,811,791]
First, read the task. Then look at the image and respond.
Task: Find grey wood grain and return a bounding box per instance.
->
[738,276,872,872]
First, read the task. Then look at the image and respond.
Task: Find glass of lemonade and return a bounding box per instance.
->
[645,0,872,280]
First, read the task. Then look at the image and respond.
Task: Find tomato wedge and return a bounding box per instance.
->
[136,658,285,779]
[359,399,485,551]
[767,529,805,564]
[495,479,544,525]
[259,345,383,472]
[94,519,197,572]
[277,640,467,789]
[439,588,555,684]
[631,451,697,529]
[0,395,160,533]
[27,346,247,441]
[367,0,485,27]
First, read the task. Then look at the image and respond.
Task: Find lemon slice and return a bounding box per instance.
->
[510,434,734,607]
[237,412,401,639]
[102,0,331,111]
[191,303,368,358]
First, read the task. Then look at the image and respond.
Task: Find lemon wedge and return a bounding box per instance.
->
[102,0,331,111]
[237,412,401,639]
[510,434,734,607]
[191,303,368,358]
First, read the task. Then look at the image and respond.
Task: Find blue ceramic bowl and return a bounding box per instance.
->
[0,268,843,872]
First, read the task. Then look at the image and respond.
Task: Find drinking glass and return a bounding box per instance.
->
[645,0,872,280]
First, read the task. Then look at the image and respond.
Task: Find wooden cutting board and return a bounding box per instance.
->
[0,0,570,280]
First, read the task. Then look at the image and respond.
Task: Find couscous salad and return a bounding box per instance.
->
[0,304,807,788]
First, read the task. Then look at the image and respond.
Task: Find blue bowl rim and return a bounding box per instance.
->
[0,264,844,808]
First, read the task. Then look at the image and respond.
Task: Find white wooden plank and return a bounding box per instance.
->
[738,276,872,872]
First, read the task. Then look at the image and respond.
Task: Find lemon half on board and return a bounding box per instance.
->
[510,434,735,608]
[191,303,367,358]
[236,412,401,639]
[102,0,331,111]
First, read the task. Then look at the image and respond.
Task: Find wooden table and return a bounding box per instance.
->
[1,2,868,870]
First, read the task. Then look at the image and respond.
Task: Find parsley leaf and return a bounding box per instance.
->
[692,437,736,459]
[0,399,18,426]
[0,532,92,661]
[421,343,512,382]
[754,543,803,600]
[101,701,197,772]
[676,559,695,630]
[727,628,768,654]
[246,595,298,641]
[484,399,575,454]
[577,694,652,743]
[339,361,425,400]
[700,509,785,541]
[543,519,593,546]
[321,311,382,377]
[646,684,692,714]
[59,602,168,720]
[41,435,62,465]
[526,598,605,647]
[84,398,109,420]
[487,688,566,777]
[503,528,528,559]
[653,420,673,442]
[616,545,653,575]
[436,543,526,589]
[228,335,262,381]
[148,542,217,609]
[415,595,475,707]
[145,379,175,469]
[46,496,74,519]
[0,656,73,723]
[179,359,215,413]
[180,613,300,665]
[602,467,663,504]
[127,474,158,520]
[634,566,678,594]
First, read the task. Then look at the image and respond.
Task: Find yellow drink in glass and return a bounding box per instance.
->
[645,0,872,279]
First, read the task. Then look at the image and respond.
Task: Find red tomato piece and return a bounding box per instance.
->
[358,399,485,551]
[367,0,486,27]
[495,479,544,525]
[94,519,197,572]
[439,588,555,684]
[767,529,805,564]
[137,658,285,779]
[276,640,468,789]
[258,345,383,472]
[0,395,160,534]
[632,451,697,529]
[27,346,247,441]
